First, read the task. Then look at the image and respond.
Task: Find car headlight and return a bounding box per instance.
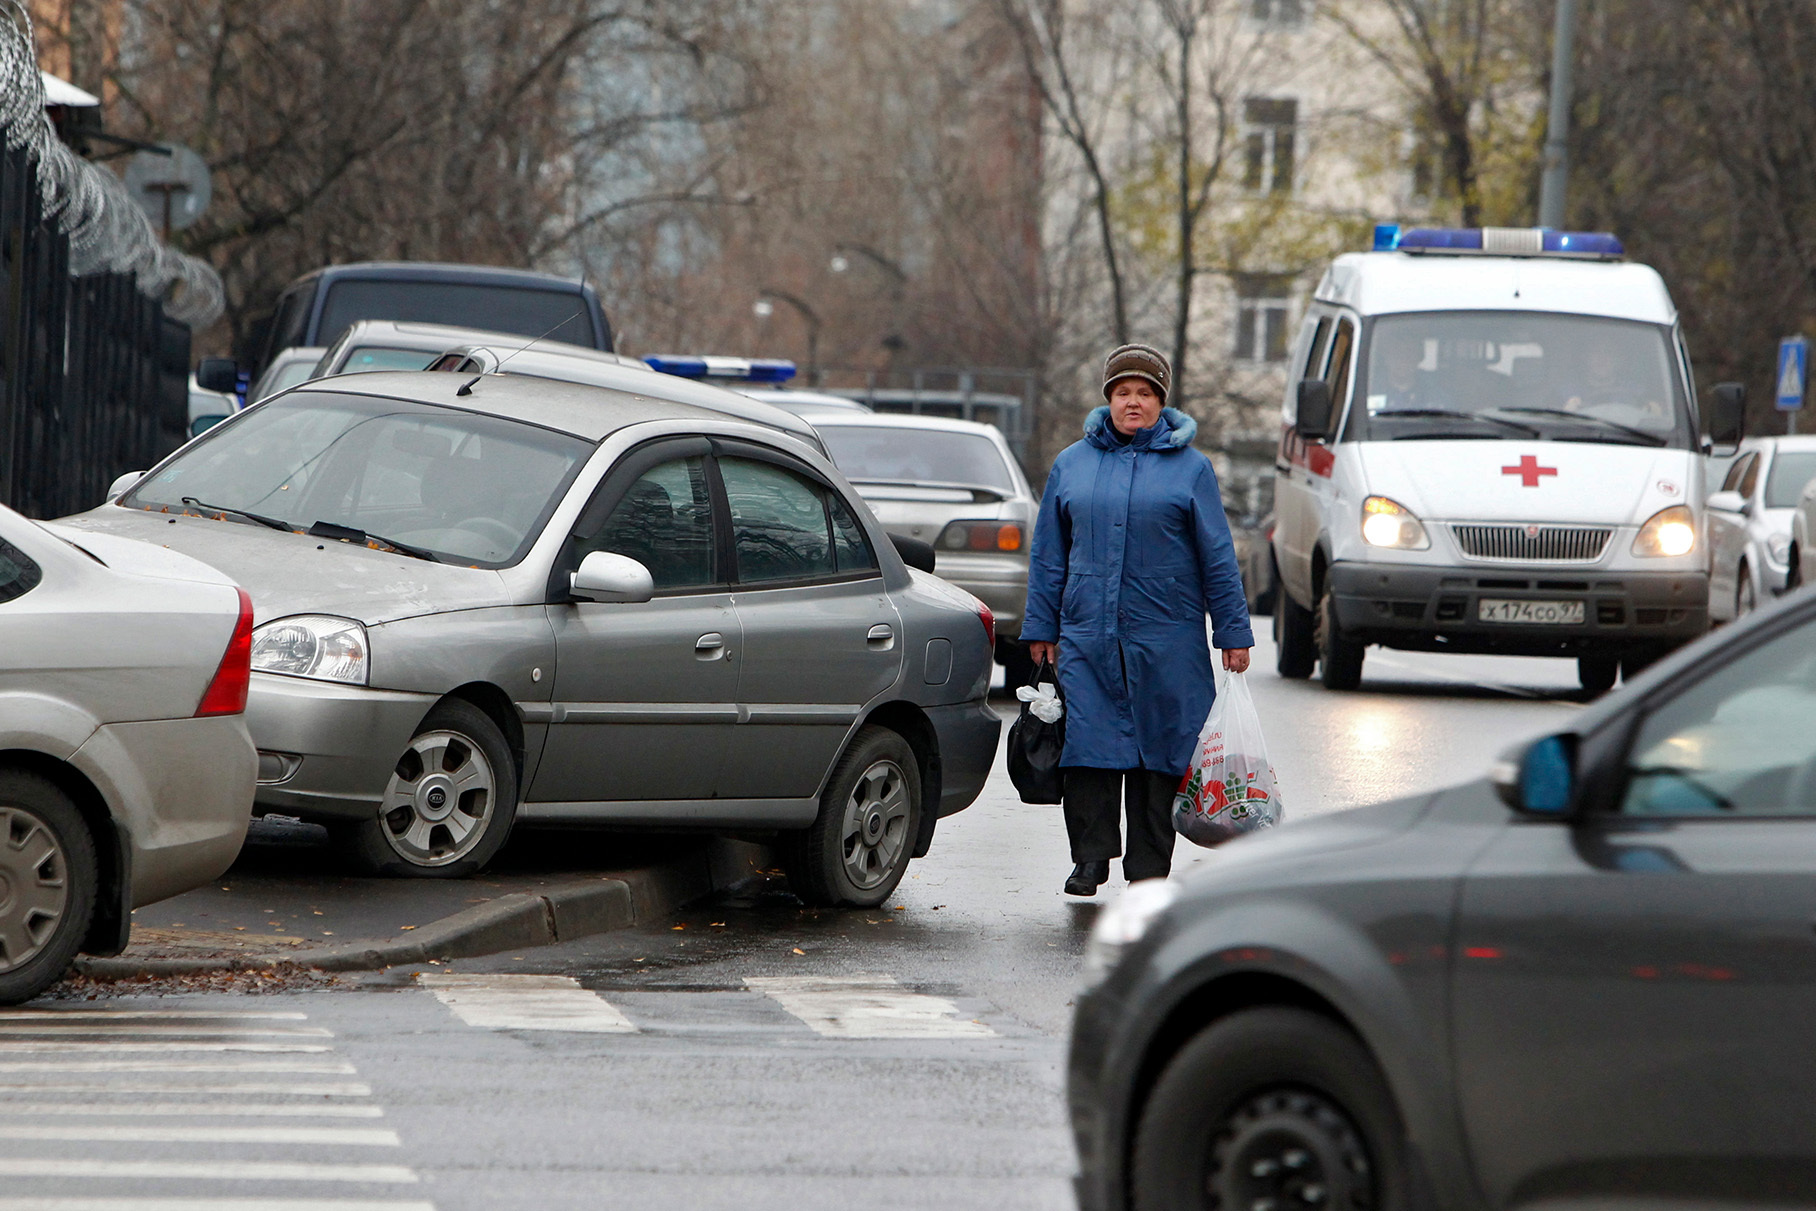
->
[1081,880,1179,989]
[250,615,369,685]
[1770,533,1793,565]
[1633,505,1696,557]
[1360,496,1429,550]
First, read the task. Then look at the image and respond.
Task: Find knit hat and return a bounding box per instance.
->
[1102,342,1170,402]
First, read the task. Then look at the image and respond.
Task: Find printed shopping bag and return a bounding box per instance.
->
[1006,658,1065,804]
[1172,669,1282,847]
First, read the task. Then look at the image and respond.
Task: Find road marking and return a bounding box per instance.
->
[418,973,636,1033]
[745,975,997,1038]
[0,1203,436,1210]
[0,1012,310,1022]
[0,1060,357,1074]
[0,1159,418,1183]
[0,1027,334,1038]
[0,1102,383,1118]
[0,1043,333,1054]
[0,1083,372,1096]
[0,1124,400,1146]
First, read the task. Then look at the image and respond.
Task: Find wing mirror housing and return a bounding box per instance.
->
[1709,382,1745,453]
[1296,379,1334,442]
[1706,489,1748,515]
[570,551,654,604]
[890,532,937,574]
[196,357,241,395]
[1492,734,1578,816]
[106,471,144,501]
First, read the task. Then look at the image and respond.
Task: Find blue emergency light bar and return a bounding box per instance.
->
[1373,224,1624,260]
[643,355,797,383]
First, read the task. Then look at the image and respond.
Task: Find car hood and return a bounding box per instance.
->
[55,507,511,625]
[1360,440,1696,524]
[1178,792,1442,893]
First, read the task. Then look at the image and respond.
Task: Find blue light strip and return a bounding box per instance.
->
[644,355,798,383]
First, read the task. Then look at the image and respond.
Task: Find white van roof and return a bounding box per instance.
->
[1314,252,1677,326]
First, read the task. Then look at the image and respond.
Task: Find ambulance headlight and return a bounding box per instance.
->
[1361,496,1430,550]
[1633,506,1696,557]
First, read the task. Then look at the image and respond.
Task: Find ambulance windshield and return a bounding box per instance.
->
[1349,312,1690,448]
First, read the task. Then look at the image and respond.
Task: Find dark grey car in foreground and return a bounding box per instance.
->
[1071,589,1816,1209]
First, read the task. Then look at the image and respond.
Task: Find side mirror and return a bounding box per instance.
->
[1296,379,1334,441]
[106,471,144,501]
[1709,382,1745,451]
[570,551,654,604]
[890,532,937,573]
[190,414,228,438]
[196,357,241,395]
[1706,489,1747,515]
[1492,734,1577,816]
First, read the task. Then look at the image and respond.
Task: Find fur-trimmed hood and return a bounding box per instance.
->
[1083,404,1197,451]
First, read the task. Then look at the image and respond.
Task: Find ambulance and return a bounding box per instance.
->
[1270,225,1743,695]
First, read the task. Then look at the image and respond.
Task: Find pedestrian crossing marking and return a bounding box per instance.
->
[0,1124,399,1146]
[418,973,636,1033]
[0,1102,383,1117]
[0,1159,419,1183]
[745,974,997,1038]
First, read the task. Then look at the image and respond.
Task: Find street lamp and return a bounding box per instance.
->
[756,288,822,385]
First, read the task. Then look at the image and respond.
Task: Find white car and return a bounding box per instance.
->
[247,345,326,403]
[0,504,256,1003]
[1707,436,1816,618]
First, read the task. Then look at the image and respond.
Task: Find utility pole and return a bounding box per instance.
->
[1537,0,1580,229]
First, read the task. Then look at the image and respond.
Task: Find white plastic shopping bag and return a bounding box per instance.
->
[1172,669,1283,847]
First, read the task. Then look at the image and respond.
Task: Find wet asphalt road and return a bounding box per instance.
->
[3,636,1588,1210]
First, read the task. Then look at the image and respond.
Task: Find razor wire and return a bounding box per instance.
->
[0,0,222,326]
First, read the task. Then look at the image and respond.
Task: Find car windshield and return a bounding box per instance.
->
[123,392,593,567]
[1765,451,1816,508]
[818,426,1016,493]
[318,281,594,348]
[252,357,320,401]
[337,346,438,374]
[1349,311,1689,447]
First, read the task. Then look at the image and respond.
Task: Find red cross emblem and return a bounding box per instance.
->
[1502,455,1558,488]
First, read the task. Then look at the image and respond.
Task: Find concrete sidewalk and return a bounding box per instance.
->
[79,818,773,978]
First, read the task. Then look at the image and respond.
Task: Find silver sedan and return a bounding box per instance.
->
[0,504,256,1003]
[66,371,1001,906]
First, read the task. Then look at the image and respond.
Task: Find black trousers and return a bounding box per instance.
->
[1062,766,1181,882]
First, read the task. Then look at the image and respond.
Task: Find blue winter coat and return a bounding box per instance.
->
[1022,405,1254,774]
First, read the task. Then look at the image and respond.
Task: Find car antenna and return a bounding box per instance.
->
[454,310,581,397]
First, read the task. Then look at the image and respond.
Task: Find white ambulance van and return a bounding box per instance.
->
[1271,225,1744,695]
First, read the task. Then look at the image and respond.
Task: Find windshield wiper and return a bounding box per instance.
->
[1491,407,1669,447]
[180,496,293,532]
[1374,409,1540,437]
[307,520,441,563]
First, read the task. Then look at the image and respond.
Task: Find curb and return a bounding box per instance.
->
[74,838,772,980]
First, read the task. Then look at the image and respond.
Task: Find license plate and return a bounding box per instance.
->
[1478,598,1585,625]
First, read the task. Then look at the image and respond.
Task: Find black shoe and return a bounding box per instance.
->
[1064,861,1111,897]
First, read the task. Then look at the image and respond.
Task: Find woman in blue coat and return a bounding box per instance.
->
[1023,343,1253,896]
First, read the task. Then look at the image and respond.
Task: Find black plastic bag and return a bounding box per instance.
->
[1007,659,1065,804]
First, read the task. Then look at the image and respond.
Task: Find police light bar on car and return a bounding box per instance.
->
[1372,224,1624,260]
[643,355,797,383]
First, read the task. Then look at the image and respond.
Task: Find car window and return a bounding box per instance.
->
[252,356,320,402]
[1721,451,1755,493]
[1620,614,1816,816]
[317,281,594,348]
[0,537,42,604]
[1326,317,1355,415]
[1765,451,1816,508]
[829,492,878,575]
[816,427,1016,493]
[718,457,837,583]
[1739,452,1762,499]
[338,346,437,375]
[586,457,716,592]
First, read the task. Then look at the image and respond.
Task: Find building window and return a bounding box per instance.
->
[1249,0,1308,27]
[1243,98,1298,194]
[1235,275,1294,363]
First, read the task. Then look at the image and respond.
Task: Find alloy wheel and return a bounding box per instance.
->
[1206,1087,1375,1209]
[0,805,69,974]
[378,730,497,868]
[839,759,912,891]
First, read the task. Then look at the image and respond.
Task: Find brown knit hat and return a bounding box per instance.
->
[1102,342,1171,402]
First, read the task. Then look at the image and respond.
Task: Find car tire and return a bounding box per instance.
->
[1316,578,1365,691]
[1131,1007,1412,1211]
[1275,590,1316,679]
[996,638,1037,689]
[782,725,920,908]
[1577,655,1618,697]
[0,771,98,1006]
[338,699,518,879]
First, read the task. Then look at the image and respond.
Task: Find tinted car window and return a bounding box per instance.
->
[317,281,594,348]
[0,537,42,604]
[1765,451,1816,508]
[588,457,716,591]
[719,458,836,583]
[829,492,878,575]
[1621,614,1816,816]
[818,427,1015,492]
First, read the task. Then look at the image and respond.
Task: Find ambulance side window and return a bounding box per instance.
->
[1290,317,1332,425]
[1324,318,1356,438]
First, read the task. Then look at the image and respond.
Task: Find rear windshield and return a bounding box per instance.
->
[818,425,1016,493]
[1766,451,1816,508]
[1346,311,1691,448]
[338,346,439,374]
[317,281,596,349]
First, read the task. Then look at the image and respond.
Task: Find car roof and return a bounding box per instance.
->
[328,320,622,361]
[289,261,590,292]
[1316,252,1677,325]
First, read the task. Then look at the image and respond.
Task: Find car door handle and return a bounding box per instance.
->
[695,633,727,661]
[867,624,895,649]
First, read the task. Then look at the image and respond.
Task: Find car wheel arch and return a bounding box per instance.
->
[0,749,128,957]
[854,701,940,858]
[436,682,526,783]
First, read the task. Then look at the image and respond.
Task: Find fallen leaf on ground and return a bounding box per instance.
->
[792,948,805,955]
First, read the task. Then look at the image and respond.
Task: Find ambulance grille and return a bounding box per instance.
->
[1452,524,1612,562]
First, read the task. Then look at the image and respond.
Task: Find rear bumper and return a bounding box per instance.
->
[935,554,1028,632]
[245,673,436,822]
[1328,561,1709,655]
[926,698,1002,818]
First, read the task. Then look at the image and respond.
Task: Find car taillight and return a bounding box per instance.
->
[196,588,254,717]
[937,521,1023,553]
[977,601,995,648]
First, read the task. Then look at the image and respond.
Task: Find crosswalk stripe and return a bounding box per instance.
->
[0,1028,334,1039]
[418,973,635,1033]
[0,1202,436,1210]
[0,1159,417,1183]
[0,1061,357,1074]
[0,1044,333,1055]
[0,1084,372,1097]
[0,1124,400,1146]
[745,975,997,1038]
[0,1103,383,1118]
[0,1013,310,1022]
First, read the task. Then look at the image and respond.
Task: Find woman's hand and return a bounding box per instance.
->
[1222,647,1251,674]
[1028,640,1058,667]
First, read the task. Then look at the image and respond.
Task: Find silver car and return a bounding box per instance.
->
[1708,435,1816,618]
[0,504,256,1003]
[247,345,327,404]
[809,413,1036,681]
[66,372,1000,906]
